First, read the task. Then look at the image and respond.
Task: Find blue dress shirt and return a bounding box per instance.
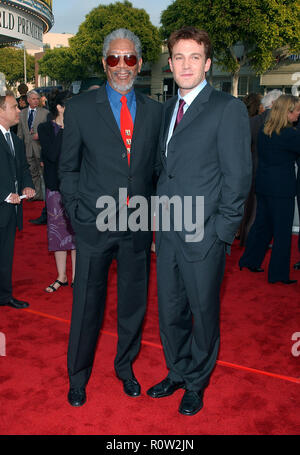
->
[106,82,136,129]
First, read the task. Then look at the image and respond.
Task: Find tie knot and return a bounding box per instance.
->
[178,99,185,109]
[121,96,127,105]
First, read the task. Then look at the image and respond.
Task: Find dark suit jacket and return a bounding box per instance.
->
[0,130,33,230]
[255,126,300,198]
[156,83,252,262]
[59,85,162,252]
[38,121,63,191]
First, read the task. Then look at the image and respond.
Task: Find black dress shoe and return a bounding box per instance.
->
[0,297,29,309]
[269,279,297,285]
[29,216,47,225]
[122,377,141,397]
[239,266,264,273]
[294,261,300,270]
[179,390,204,416]
[147,377,185,398]
[68,387,86,407]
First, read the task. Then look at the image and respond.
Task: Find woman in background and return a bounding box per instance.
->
[38,90,76,292]
[239,94,300,284]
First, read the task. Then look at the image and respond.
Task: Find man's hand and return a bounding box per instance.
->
[9,193,21,204]
[22,187,36,199]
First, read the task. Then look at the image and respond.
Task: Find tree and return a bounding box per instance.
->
[0,47,34,88]
[160,0,300,96]
[38,47,88,85]
[70,1,161,74]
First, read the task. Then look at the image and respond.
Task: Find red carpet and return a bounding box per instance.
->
[1,200,300,435]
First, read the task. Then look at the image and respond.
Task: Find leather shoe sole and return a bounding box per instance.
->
[269,279,297,285]
[0,298,29,309]
[147,378,185,398]
[68,388,86,407]
[179,390,203,416]
[122,378,141,397]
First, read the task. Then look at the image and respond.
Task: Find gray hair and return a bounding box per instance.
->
[261,89,283,109]
[102,28,142,60]
[27,90,40,99]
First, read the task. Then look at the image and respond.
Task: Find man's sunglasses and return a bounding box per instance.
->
[106,54,138,67]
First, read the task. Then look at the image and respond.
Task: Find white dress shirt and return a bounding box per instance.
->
[166,79,207,155]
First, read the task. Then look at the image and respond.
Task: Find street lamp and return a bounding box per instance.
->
[23,43,27,84]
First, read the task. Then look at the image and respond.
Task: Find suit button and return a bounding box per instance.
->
[168,174,174,179]
[128,176,132,182]
[121,152,126,159]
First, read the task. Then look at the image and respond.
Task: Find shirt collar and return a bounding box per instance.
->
[178,79,207,107]
[0,124,10,135]
[106,82,135,108]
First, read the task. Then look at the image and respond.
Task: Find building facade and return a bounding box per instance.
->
[0,0,53,47]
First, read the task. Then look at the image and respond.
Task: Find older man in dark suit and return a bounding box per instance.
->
[0,91,35,309]
[59,28,162,407]
[147,27,252,416]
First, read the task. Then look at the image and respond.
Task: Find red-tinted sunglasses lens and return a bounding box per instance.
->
[124,55,137,66]
[106,55,137,67]
[106,55,120,67]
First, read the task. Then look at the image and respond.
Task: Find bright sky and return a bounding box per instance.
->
[51,0,172,34]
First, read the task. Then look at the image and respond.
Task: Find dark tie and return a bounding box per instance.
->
[5,132,15,157]
[120,96,133,167]
[28,109,34,130]
[173,99,186,132]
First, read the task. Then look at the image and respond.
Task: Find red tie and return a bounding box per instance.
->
[173,99,186,132]
[120,95,133,166]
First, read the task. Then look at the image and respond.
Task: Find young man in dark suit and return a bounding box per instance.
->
[59,28,162,407]
[0,91,35,309]
[147,27,252,415]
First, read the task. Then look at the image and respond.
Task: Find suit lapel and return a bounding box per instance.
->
[172,83,213,137]
[129,91,146,169]
[0,131,15,179]
[32,108,39,128]
[22,107,29,133]
[163,97,177,148]
[11,133,20,171]
[32,107,42,129]
[95,85,124,144]
[0,130,13,158]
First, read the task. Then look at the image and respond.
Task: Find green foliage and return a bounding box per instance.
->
[38,47,88,84]
[70,1,161,73]
[0,47,34,87]
[161,0,300,76]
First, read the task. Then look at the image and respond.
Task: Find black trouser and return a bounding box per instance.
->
[239,194,294,282]
[68,232,150,388]
[0,214,16,303]
[156,231,226,392]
